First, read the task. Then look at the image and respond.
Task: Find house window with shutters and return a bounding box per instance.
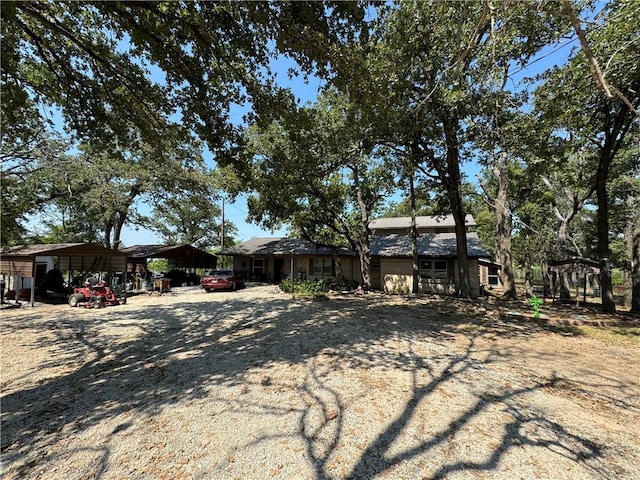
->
[313,258,333,276]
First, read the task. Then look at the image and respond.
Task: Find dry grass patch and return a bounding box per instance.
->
[575,325,640,346]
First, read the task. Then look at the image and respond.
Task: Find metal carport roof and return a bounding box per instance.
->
[0,243,128,277]
[548,257,601,274]
[121,244,217,269]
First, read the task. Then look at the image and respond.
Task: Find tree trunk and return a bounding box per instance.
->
[333,252,344,284]
[494,152,517,299]
[409,171,419,294]
[525,264,533,298]
[596,151,616,313]
[443,185,473,298]
[595,102,634,313]
[104,220,113,249]
[442,114,474,299]
[544,177,593,300]
[631,230,640,312]
[111,214,125,250]
[541,260,552,298]
[551,199,584,301]
[353,165,372,290]
[559,271,572,300]
[357,241,371,290]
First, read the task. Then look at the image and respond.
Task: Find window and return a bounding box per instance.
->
[324,260,333,275]
[297,267,306,280]
[252,258,265,275]
[420,259,449,281]
[313,258,333,276]
[434,260,448,280]
[488,265,500,285]
[420,260,433,280]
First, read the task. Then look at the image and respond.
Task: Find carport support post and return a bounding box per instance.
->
[123,271,127,304]
[30,277,35,307]
[290,254,294,299]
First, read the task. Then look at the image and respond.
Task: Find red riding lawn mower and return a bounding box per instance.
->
[68,279,120,308]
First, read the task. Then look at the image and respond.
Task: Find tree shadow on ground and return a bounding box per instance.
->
[0,289,614,478]
[253,335,607,480]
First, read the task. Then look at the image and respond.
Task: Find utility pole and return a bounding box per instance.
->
[220,196,225,268]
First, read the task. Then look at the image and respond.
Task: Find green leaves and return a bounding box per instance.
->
[244,89,393,250]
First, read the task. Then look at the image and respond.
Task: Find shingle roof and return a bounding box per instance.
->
[369,214,476,230]
[222,234,490,259]
[221,238,355,256]
[370,232,490,258]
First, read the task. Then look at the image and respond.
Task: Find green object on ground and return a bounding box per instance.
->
[528,294,543,318]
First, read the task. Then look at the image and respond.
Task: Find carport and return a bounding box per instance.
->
[121,244,217,286]
[549,257,601,304]
[0,243,127,307]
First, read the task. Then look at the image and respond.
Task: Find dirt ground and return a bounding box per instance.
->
[1,285,639,480]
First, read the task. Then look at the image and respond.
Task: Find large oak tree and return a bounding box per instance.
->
[534,0,639,312]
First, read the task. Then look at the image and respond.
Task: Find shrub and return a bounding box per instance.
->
[279,279,326,297]
[385,277,410,295]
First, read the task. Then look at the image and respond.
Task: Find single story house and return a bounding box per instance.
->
[223,215,494,298]
[220,237,357,283]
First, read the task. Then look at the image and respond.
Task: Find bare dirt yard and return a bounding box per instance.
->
[1,285,639,480]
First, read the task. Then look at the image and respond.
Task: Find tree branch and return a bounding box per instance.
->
[562,0,639,116]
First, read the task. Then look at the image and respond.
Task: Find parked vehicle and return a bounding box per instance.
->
[201,269,245,292]
[69,279,120,308]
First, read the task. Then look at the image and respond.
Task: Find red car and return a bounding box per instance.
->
[201,269,245,292]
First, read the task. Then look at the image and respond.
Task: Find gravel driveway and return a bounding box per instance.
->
[1,285,638,479]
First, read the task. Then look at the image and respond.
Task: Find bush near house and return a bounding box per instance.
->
[279,278,360,297]
[279,279,325,297]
